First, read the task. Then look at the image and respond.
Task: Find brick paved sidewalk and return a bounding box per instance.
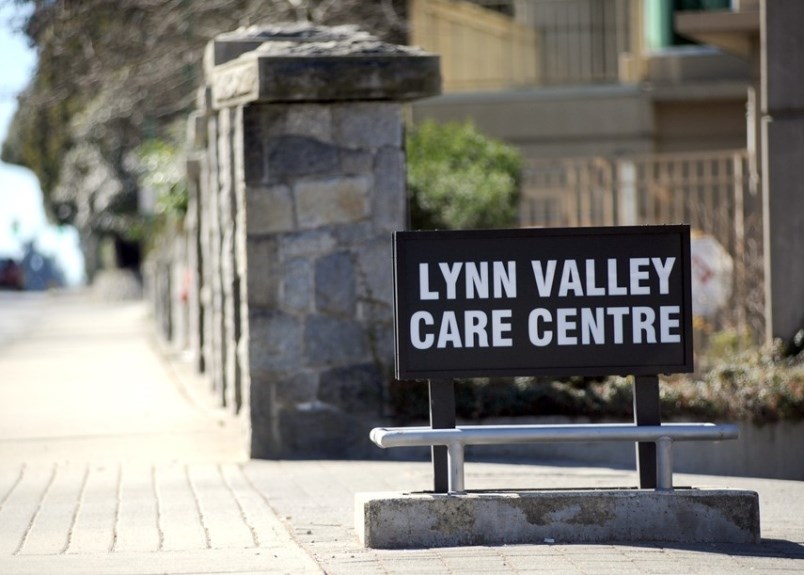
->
[244,459,804,575]
[1,457,802,575]
[0,292,802,574]
[0,292,318,574]
[0,461,319,574]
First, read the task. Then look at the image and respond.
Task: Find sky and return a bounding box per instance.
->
[0,4,84,285]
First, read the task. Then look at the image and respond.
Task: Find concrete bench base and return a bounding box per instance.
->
[356,489,760,548]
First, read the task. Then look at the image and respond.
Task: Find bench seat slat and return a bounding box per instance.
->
[370,422,739,493]
[371,423,738,449]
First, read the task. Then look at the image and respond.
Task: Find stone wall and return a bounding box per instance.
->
[240,100,408,457]
[175,24,439,458]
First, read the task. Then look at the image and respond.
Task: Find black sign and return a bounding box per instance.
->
[393,226,693,379]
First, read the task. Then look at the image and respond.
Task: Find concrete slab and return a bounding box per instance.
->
[356,488,760,549]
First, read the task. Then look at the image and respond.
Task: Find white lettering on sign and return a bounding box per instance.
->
[558,261,583,297]
[660,305,681,342]
[494,261,517,298]
[586,260,606,296]
[652,257,675,295]
[608,259,628,295]
[532,260,557,297]
[437,311,462,348]
[528,308,552,347]
[440,262,462,300]
[418,263,438,300]
[465,310,488,347]
[581,307,605,344]
[630,258,651,295]
[418,261,517,300]
[410,310,435,349]
[526,305,681,347]
[492,309,513,347]
[466,263,488,299]
[411,257,681,350]
[530,257,676,297]
[408,309,514,350]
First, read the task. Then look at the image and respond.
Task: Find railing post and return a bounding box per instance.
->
[655,436,674,491]
[447,441,466,495]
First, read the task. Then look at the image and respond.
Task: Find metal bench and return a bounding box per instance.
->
[370,423,739,494]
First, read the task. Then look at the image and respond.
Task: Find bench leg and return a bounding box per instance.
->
[447,442,466,494]
[656,436,674,491]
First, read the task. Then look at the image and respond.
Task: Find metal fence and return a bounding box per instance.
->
[521,150,765,343]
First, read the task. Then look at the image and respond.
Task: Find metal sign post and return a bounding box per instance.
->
[428,379,456,493]
[634,375,661,488]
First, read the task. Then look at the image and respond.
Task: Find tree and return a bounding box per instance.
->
[1,0,408,276]
[406,120,522,230]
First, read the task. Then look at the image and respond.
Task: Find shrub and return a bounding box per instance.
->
[391,344,804,425]
[662,341,804,424]
[406,120,522,230]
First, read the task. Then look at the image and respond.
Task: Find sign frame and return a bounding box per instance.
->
[393,225,694,380]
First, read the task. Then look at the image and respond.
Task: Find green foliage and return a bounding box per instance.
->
[2,0,408,249]
[1,76,77,196]
[662,340,804,424]
[406,120,522,230]
[706,329,754,359]
[134,139,188,218]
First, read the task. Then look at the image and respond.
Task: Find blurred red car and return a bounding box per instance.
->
[0,258,25,290]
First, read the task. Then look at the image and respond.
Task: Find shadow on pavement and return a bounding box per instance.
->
[624,539,804,559]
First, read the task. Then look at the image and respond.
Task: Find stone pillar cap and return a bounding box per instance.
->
[206,23,372,71]
[217,22,374,43]
[208,23,441,108]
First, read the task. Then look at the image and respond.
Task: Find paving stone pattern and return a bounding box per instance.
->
[1,293,803,574]
[0,462,298,556]
[245,460,804,575]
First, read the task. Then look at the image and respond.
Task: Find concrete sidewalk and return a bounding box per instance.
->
[0,292,802,574]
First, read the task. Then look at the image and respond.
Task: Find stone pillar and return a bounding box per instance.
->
[192,92,214,379]
[184,113,205,372]
[217,106,243,411]
[204,96,226,402]
[761,0,804,344]
[205,25,440,457]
